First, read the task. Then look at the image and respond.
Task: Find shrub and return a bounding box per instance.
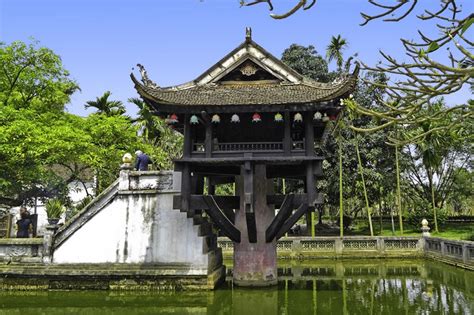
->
[406,206,448,228]
[45,199,65,219]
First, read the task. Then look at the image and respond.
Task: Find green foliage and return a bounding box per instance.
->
[45,198,65,219]
[281,44,332,82]
[326,35,348,71]
[0,40,78,112]
[0,40,183,206]
[406,205,448,228]
[85,91,125,116]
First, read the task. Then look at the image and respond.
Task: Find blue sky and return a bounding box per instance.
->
[1,0,472,116]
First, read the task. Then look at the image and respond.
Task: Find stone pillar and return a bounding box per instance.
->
[42,225,59,263]
[118,153,133,191]
[421,219,431,237]
[233,164,277,286]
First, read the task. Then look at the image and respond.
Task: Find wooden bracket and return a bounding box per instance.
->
[265,194,294,242]
[203,195,241,243]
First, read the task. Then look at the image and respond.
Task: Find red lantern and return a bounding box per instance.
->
[167,113,178,124]
[252,113,261,123]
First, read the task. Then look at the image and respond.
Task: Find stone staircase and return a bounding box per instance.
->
[178,207,223,273]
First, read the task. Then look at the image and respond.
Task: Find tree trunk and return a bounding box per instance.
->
[339,135,344,237]
[428,169,439,233]
[355,140,373,236]
[395,146,404,235]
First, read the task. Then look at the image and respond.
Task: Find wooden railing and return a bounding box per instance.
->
[192,141,306,153]
[217,142,283,152]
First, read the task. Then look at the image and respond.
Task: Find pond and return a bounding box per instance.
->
[0,259,472,315]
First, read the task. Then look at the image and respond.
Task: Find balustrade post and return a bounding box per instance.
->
[462,244,469,264]
[335,238,343,255]
[376,237,385,254]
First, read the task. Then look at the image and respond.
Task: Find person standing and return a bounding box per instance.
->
[135,150,152,171]
[16,207,32,238]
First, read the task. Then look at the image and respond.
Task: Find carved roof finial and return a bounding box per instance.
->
[136,63,159,89]
[245,27,252,42]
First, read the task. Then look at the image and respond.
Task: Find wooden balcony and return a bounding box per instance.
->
[191,141,305,157]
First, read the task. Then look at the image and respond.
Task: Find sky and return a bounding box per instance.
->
[1,0,472,117]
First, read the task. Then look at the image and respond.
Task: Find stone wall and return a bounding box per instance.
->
[0,238,43,263]
[51,170,221,275]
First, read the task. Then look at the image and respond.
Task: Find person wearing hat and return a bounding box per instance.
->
[134,150,152,171]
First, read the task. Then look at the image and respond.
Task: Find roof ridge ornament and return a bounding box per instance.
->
[245,27,252,42]
[136,63,159,89]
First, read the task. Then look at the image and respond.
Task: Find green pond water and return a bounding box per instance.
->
[0,259,472,315]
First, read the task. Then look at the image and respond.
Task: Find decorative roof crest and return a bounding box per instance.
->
[245,27,252,42]
[136,63,159,89]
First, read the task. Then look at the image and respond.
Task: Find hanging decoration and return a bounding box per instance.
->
[166,113,179,124]
[190,115,199,125]
[252,113,261,123]
[231,114,240,123]
[293,112,303,123]
[322,113,329,122]
[330,115,337,121]
[274,113,283,122]
[211,114,220,123]
[313,111,322,121]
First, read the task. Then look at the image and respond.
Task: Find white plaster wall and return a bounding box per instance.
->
[53,172,209,269]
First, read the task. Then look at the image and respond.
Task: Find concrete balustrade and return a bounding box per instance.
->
[218,236,473,270]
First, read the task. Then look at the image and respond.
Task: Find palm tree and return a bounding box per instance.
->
[128,97,161,142]
[85,91,125,116]
[326,35,348,72]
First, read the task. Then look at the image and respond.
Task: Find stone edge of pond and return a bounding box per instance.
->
[0,263,225,291]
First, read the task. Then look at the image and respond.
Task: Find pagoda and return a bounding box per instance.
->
[131,28,358,286]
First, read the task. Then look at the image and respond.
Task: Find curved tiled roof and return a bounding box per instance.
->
[131,36,358,111]
[132,75,357,106]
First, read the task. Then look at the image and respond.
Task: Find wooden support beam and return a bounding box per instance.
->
[305,111,315,157]
[203,195,241,243]
[191,174,204,194]
[242,162,256,243]
[173,194,323,211]
[283,110,291,155]
[267,193,323,206]
[306,161,316,208]
[183,114,191,157]
[276,203,309,240]
[181,163,191,212]
[265,194,295,242]
[204,116,212,158]
[210,176,235,185]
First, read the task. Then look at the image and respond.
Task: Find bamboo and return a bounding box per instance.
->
[355,140,373,236]
[430,172,439,233]
[395,146,404,235]
[339,136,344,237]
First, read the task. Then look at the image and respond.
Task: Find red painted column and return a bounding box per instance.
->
[233,164,277,286]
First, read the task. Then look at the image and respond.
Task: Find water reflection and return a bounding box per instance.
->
[0,260,472,315]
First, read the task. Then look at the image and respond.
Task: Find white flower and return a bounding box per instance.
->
[349,94,354,99]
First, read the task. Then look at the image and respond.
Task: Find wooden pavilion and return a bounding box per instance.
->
[132,28,358,286]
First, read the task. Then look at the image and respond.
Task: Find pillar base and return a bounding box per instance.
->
[233,164,277,287]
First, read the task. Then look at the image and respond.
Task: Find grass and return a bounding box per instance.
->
[348,221,474,241]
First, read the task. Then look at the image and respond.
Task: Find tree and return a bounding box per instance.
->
[0,40,78,112]
[84,91,125,116]
[281,44,332,82]
[128,97,162,141]
[0,40,79,206]
[402,100,472,231]
[241,1,473,143]
[326,35,348,72]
